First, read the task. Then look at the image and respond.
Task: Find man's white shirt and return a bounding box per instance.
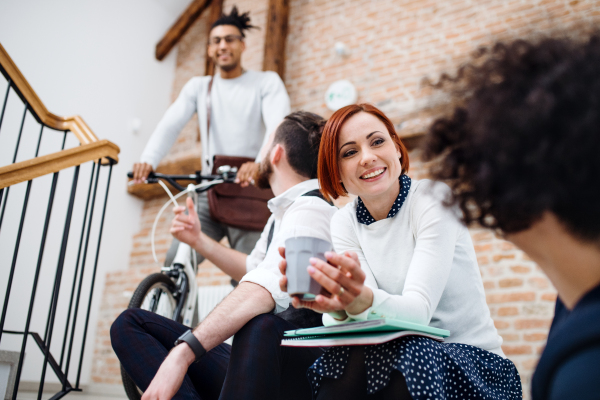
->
[140,70,290,174]
[240,179,337,313]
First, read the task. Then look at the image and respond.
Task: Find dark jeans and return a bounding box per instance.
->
[111,309,323,400]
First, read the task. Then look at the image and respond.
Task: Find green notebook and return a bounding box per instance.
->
[281,330,445,347]
[283,318,450,338]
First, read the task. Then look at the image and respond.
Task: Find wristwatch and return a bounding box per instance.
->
[174,330,206,363]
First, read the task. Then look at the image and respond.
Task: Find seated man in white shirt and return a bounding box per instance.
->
[111,111,337,400]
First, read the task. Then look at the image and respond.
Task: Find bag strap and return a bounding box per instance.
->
[203,76,215,166]
[265,188,332,252]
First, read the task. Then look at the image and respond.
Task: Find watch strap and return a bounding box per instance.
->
[174,329,206,362]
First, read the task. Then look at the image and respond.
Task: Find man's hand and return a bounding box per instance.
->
[278,247,372,316]
[170,197,202,249]
[132,162,153,184]
[141,343,195,400]
[235,162,259,187]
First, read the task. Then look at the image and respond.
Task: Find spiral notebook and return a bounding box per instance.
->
[281,318,449,347]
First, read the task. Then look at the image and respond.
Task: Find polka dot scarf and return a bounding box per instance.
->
[356,174,412,225]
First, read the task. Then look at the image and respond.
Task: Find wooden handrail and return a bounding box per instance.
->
[0,140,120,189]
[0,42,105,146]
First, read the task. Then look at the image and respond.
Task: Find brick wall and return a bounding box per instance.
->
[92,0,600,396]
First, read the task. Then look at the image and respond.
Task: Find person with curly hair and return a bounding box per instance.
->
[423,33,600,400]
[279,103,522,399]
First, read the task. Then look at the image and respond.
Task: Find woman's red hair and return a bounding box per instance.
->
[318,104,410,200]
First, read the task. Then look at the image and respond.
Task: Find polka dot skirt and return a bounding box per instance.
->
[307,336,522,399]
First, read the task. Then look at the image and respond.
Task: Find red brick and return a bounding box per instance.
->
[493,254,516,262]
[524,332,548,342]
[514,319,552,330]
[499,278,524,288]
[498,306,519,316]
[528,277,550,289]
[541,292,558,301]
[494,320,510,330]
[510,265,531,274]
[487,292,535,303]
[502,345,533,355]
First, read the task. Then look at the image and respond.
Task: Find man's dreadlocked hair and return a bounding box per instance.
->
[211,6,258,37]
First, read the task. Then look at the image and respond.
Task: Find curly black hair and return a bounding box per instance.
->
[423,33,600,242]
[211,6,258,37]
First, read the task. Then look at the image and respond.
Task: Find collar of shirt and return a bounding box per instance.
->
[267,179,320,219]
[356,174,412,225]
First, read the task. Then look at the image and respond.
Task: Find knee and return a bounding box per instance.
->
[110,308,143,355]
[234,314,283,344]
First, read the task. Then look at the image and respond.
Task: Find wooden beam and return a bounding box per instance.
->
[204,0,224,76]
[0,140,120,189]
[127,153,203,200]
[156,0,213,61]
[262,0,290,79]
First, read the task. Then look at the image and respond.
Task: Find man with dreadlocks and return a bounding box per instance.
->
[132,6,291,266]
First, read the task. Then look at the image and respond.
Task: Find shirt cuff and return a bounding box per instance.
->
[322,313,352,326]
[346,306,372,321]
[240,268,290,313]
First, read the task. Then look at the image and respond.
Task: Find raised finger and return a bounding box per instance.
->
[173,213,193,225]
[313,294,345,311]
[279,275,287,292]
[278,258,287,275]
[172,205,186,214]
[310,258,362,297]
[142,164,152,180]
[133,164,142,182]
[307,264,349,301]
[172,220,193,230]
[325,252,365,280]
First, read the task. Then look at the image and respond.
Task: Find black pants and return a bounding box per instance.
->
[111,309,323,400]
[316,346,412,400]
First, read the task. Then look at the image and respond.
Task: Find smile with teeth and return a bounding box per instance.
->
[361,168,385,179]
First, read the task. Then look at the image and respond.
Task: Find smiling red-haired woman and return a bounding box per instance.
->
[289,103,522,399]
[318,104,409,200]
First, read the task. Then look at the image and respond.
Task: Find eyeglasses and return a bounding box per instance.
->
[208,35,243,45]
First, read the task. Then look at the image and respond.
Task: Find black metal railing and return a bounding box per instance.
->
[0,47,118,400]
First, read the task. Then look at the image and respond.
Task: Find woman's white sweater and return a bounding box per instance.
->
[330,179,504,356]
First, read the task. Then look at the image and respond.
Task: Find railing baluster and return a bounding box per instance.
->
[63,163,96,378]
[0,180,32,345]
[65,164,100,387]
[0,186,8,233]
[10,172,60,398]
[69,162,101,387]
[12,103,28,163]
[76,161,114,387]
[61,130,67,150]
[34,125,44,157]
[0,78,11,134]
[37,166,80,399]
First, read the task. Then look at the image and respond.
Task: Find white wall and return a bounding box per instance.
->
[0,0,189,387]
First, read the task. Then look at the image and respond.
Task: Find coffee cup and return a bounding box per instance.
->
[284,236,332,301]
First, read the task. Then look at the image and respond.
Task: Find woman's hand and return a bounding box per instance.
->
[278,247,372,315]
[170,197,202,249]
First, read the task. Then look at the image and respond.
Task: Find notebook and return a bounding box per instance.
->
[281,318,450,347]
